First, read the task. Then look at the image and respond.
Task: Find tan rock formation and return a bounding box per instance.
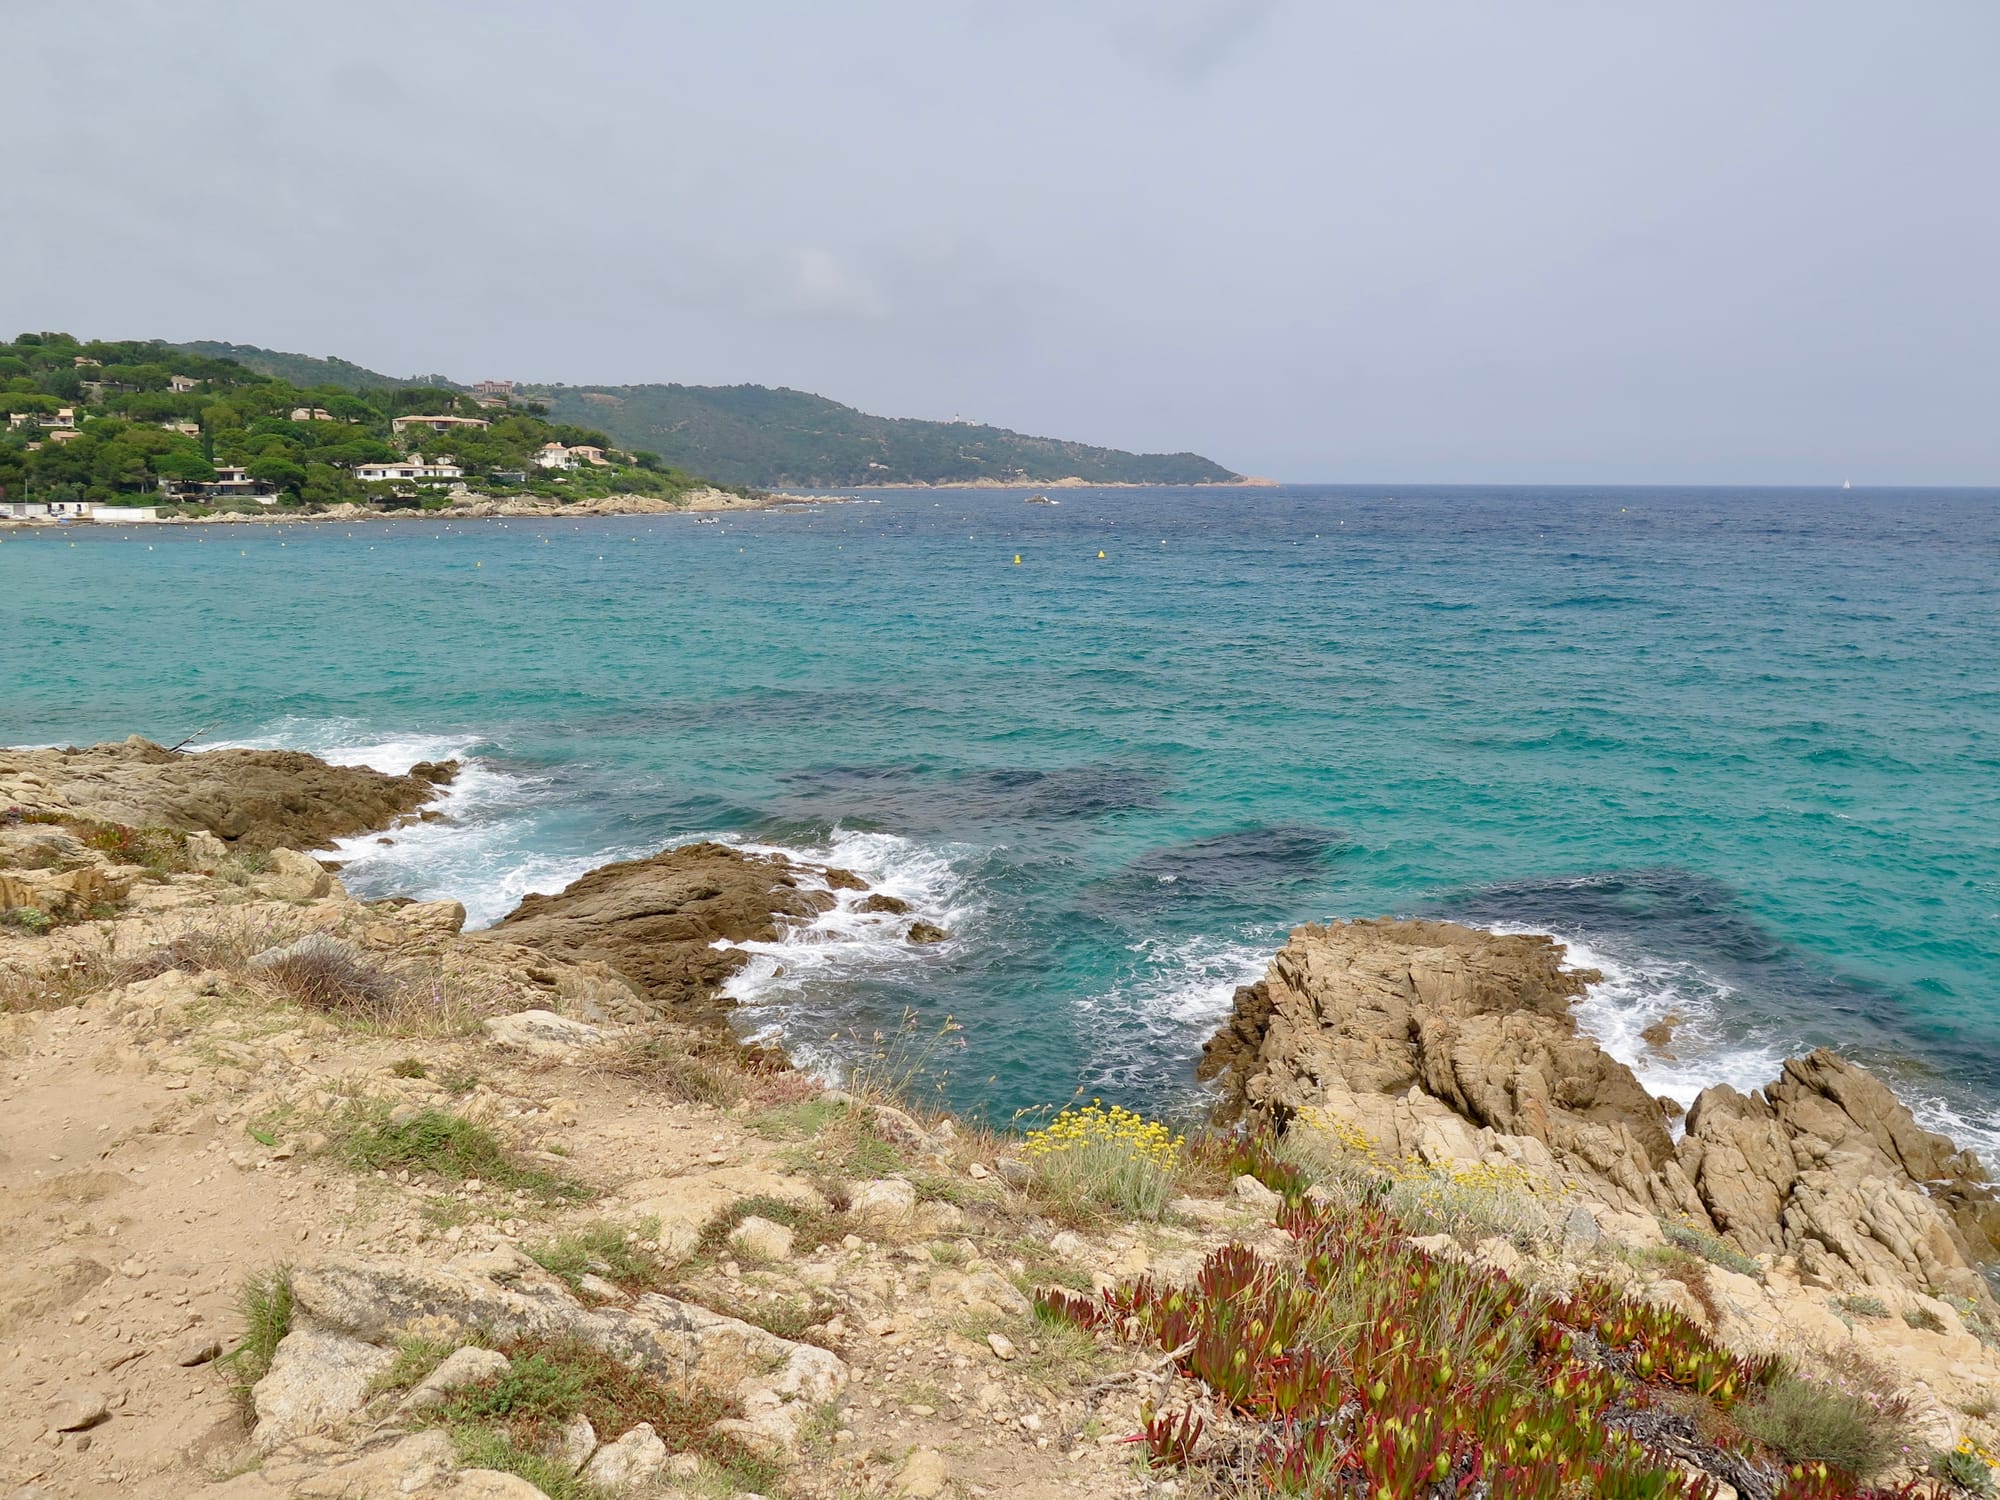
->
[1204,917,2000,1302]
[484,841,853,1022]
[1,737,453,851]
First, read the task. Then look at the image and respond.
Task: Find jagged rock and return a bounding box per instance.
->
[868,1102,936,1153]
[1564,1204,1604,1249]
[1206,918,2000,1305]
[391,899,468,936]
[1231,1174,1282,1213]
[0,738,452,851]
[251,1328,395,1453]
[907,921,949,944]
[398,1345,509,1411]
[260,847,334,901]
[582,1423,668,1491]
[730,1216,796,1262]
[173,1329,224,1366]
[481,1009,610,1056]
[484,842,860,1022]
[440,1473,550,1500]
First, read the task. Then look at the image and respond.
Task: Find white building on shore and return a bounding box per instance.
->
[355,454,464,483]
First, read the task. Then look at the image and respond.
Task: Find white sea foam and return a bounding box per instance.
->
[201,719,649,928]
[1497,923,2000,1166]
[719,829,974,1002]
[1073,932,1274,1094]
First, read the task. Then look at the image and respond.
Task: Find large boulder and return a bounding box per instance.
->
[1681,1049,2000,1295]
[483,842,853,1021]
[0,738,453,851]
[1200,919,1695,1218]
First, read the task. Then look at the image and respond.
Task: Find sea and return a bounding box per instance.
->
[4,485,1997,1149]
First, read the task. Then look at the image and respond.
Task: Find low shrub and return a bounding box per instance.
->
[1836,1294,1891,1320]
[117,917,292,981]
[249,934,397,1018]
[327,1105,588,1203]
[432,1335,779,1494]
[1662,1220,1764,1278]
[76,820,193,877]
[694,1193,845,1260]
[0,906,53,934]
[526,1219,667,1294]
[1019,1100,1183,1221]
[601,1031,744,1107]
[1904,1305,1947,1333]
[1735,1374,1907,1480]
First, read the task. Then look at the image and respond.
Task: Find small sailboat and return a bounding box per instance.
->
[1842,479,1852,490]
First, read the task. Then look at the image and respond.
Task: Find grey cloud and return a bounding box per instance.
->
[5,0,1997,483]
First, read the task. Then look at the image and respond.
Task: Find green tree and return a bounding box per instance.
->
[247,455,307,495]
[153,446,216,483]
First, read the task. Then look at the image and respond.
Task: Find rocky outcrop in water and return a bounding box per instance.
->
[485,841,854,1022]
[0,737,453,851]
[1203,917,2000,1302]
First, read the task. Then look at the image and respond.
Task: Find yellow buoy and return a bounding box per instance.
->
[1097,550,1106,559]
[1013,554,1021,565]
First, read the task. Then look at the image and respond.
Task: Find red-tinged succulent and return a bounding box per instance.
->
[1036,1195,1876,1497]
[1137,1402,1205,1468]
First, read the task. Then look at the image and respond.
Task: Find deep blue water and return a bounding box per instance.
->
[4,485,1997,1143]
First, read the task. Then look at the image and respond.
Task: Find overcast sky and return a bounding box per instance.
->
[10,1,1997,483]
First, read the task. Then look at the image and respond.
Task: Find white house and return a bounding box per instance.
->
[168,375,201,393]
[535,444,616,468]
[7,407,76,430]
[155,465,278,502]
[355,454,464,483]
[390,415,490,435]
[290,407,335,422]
[42,500,162,522]
[2,502,49,518]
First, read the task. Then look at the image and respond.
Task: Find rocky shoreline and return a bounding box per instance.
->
[9,742,2000,1499]
[1200,918,2000,1305]
[0,488,835,529]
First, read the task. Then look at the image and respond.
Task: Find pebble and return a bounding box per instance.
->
[986,1332,1017,1361]
[173,1332,224,1367]
[46,1388,108,1432]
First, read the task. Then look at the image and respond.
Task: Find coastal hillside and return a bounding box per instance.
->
[166,340,1246,488]
[0,332,711,512]
[533,383,1245,489]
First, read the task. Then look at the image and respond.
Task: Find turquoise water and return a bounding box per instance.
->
[4,486,1998,1143]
